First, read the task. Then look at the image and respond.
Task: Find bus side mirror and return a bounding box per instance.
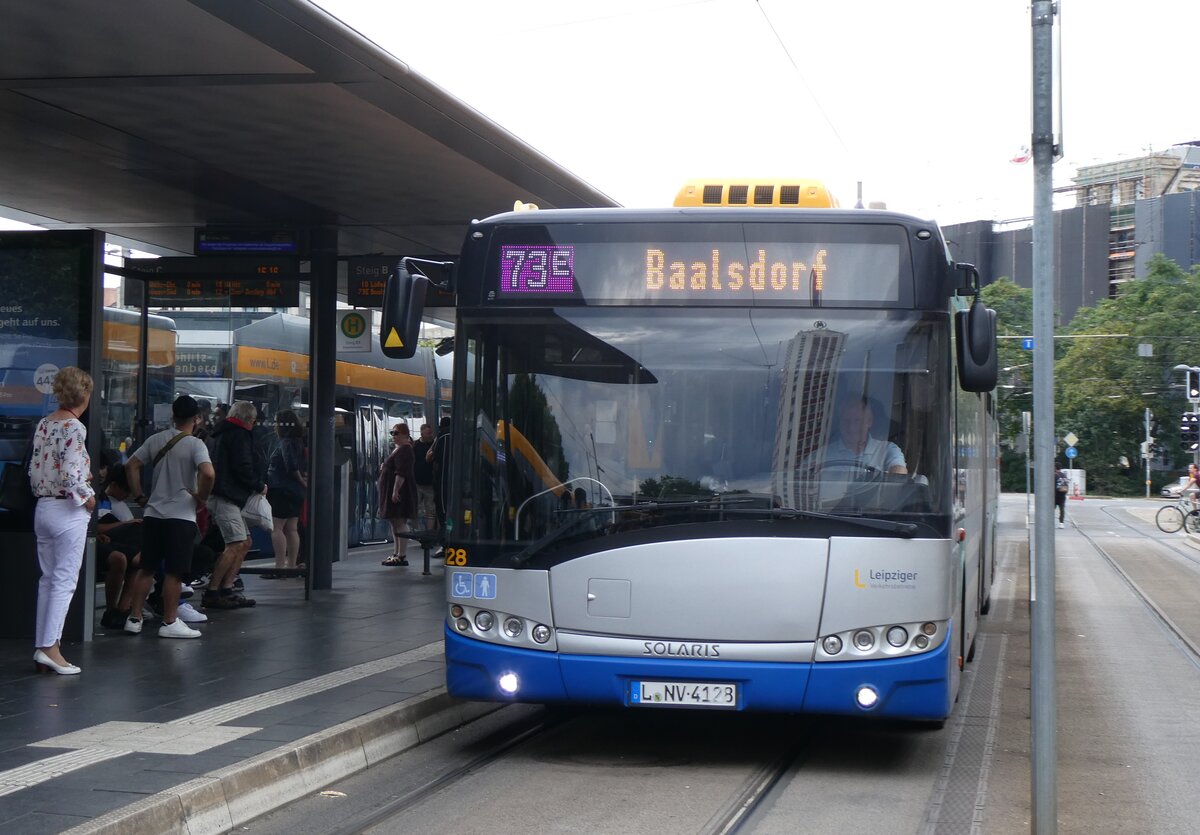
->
[380,264,428,359]
[955,298,998,392]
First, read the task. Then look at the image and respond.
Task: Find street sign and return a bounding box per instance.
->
[1063,432,1078,447]
[337,310,371,352]
[1064,446,1078,459]
[1021,338,1034,350]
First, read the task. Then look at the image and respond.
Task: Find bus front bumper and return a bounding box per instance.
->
[444,623,954,720]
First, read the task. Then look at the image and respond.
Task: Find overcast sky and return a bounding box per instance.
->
[315,0,1196,225]
[2,0,1190,234]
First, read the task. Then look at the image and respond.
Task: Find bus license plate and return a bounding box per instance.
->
[631,680,738,709]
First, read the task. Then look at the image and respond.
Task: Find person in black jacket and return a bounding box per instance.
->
[203,400,266,610]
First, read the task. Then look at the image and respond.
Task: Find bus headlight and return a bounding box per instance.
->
[886,626,908,647]
[498,673,519,694]
[503,617,523,638]
[855,685,879,709]
[455,617,471,632]
[852,630,875,651]
[821,635,843,655]
[914,634,930,650]
[474,611,494,631]
[532,624,551,644]
[450,604,464,618]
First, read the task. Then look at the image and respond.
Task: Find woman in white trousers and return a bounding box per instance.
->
[30,367,96,675]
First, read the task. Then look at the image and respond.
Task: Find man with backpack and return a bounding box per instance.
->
[1054,467,1069,529]
[123,396,215,638]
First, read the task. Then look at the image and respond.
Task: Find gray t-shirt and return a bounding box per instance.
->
[823,436,906,473]
[131,429,212,522]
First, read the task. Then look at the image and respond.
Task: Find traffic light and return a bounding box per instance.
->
[1190,371,1200,400]
[1181,412,1200,451]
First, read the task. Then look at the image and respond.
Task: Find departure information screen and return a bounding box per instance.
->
[488,222,909,306]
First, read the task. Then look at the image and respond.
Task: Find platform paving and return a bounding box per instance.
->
[0,543,461,834]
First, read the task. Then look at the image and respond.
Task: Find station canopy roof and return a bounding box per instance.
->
[0,0,618,257]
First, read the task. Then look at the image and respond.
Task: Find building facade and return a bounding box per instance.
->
[1073,141,1200,287]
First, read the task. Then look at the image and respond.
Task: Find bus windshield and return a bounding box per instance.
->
[455,307,952,553]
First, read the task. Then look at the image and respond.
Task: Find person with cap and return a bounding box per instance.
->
[123,395,215,639]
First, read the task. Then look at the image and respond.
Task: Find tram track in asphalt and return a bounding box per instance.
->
[325,706,560,835]
[1076,503,1200,666]
[1097,500,1200,569]
[700,744,809,835]
[320,702,815,835]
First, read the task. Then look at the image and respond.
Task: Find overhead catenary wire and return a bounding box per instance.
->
[753,0,850,158]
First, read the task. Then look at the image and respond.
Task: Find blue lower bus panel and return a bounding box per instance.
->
[445,623,953,719]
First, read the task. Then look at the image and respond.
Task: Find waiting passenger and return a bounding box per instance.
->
[203,400,265,609]
[380,423,418,566]
[95,464,143,629]
[30,367,96,674]
[413,423,437,532]
[123,395,215,638]
[266,410,307,578]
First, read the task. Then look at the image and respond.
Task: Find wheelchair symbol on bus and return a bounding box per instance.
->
[452,572,473,598]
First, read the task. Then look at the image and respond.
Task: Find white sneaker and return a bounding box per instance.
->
[177,602,207,624]
[1058,522,1064,529]
[141,605,158,621]
[179,584,193,600]
[123,617,143,635]
[159,618,201,639]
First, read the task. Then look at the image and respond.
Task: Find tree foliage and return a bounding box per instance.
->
[983,258,1200,494]
[636,475,709,499]
[1056,255,1200,493]
[981,277,1033,445]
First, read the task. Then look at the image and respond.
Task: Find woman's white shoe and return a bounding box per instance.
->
[34,649,81,675]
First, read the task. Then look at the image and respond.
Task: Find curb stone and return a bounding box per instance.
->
[61,688,502,835]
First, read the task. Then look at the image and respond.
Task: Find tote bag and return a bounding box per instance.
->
[241,492,273,531]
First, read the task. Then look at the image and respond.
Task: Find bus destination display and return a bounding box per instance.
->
[491,229,903,304]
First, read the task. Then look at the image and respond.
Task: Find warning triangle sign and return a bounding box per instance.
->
[384,328,404,349]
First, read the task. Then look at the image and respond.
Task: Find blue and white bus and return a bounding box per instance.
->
[383,182,998,721]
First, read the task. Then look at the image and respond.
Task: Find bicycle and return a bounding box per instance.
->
[1155,495,1200,534]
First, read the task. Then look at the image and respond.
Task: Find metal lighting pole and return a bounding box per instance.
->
[1031,2,1059,832]
[1145,408,1152,499]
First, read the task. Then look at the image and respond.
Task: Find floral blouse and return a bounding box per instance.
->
[29,417,94,506]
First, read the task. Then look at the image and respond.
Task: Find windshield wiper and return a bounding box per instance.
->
[510,511,608,567]
[510,497,764,567]
[719,507,919,537]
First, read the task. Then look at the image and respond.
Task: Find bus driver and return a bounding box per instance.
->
[804,396,908,507]
[825,396,907,476]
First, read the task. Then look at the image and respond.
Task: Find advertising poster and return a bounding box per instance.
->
[0,233,92,503]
